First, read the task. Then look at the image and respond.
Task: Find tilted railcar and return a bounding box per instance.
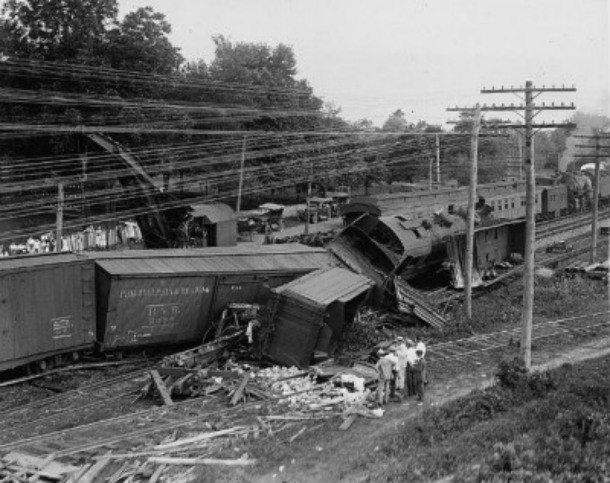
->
[0,244,330,373]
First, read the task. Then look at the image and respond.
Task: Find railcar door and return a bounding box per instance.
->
[0,276,14,367]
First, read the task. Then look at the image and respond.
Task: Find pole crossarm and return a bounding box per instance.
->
[476,80,577,371]
[447,104,575,112]
[481,85,576,94]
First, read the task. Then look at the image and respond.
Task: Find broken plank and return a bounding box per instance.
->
[147,457,256,467]
[150,370,174,406]
[156,367,202,378]
[105,462,129,483]
[339,415,357,430]
[75,453,112,483]
[230,373,251,406]
[288,426,307,443]
[149,464,165,483]
[153,427,245,450]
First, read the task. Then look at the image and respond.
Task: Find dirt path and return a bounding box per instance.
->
[244,334,610,483]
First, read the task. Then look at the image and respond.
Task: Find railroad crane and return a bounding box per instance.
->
[84,133,190,248]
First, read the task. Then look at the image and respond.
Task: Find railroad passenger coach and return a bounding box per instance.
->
[0,254,96,372]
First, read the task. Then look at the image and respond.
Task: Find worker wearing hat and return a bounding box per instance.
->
[412,345,428,403]
[375,348,396,406]
[393,337,409,399]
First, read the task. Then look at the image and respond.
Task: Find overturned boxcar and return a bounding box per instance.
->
[93,245,331,350]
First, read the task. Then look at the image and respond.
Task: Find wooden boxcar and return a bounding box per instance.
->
[92,245,331,350]
[0,254,96,372]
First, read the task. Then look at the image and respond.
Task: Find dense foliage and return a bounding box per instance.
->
[363,355,610,482]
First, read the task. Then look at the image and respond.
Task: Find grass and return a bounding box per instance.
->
[357,355,610,482]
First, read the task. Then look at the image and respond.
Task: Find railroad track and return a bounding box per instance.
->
[0,310,607,460]
[0,369,151,444]
[537,208,610,238]
[427,310,610,365]
[0,392,263,460]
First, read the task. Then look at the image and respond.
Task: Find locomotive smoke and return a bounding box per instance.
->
[559,112,610,172]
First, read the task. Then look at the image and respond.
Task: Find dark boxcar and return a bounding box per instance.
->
[93,244,330,350]
[0,254,96,372]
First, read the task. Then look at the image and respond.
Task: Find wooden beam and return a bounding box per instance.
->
[150,370,174,406]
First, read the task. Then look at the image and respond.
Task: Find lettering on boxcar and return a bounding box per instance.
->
[119,285,210,299]
[144,303,182,330]
[51,316,74,339]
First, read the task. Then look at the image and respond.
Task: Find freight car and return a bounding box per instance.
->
[0,253,96,373]
[0,244,330,374]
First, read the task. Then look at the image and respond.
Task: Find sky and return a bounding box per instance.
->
[120,0,609,127]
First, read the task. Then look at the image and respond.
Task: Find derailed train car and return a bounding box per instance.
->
[93,246,330,350]
[0,244,331,373]
[329,208,525,296]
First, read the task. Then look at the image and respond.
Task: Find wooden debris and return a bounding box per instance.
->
[153,427,245,450]
[150,370,174,406]
[149,464,166,483]
[106,462,130,483]
[230,372,252,406]
[77,452,112,483]
[288,426,307,443]
[147,457,256,467]
[339,415,358,430]
[2,452,80,480]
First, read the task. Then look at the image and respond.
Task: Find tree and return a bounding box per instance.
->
[382,109,412,132]
[105,7,183,75]
[0,0,118,62]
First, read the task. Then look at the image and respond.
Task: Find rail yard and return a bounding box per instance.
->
[0,1,608,481]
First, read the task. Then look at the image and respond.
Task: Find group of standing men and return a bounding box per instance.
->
[375,337,427,406]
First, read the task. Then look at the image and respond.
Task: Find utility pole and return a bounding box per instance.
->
[464,105,481,318]
[574,133,610,263]
[236,136,247,213]
[304,181,312,235]
[436,134,441,185]
[449,82,576,369]
[478,82,576,370]
[56,181,64,253]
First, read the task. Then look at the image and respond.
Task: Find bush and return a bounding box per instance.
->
[495,358,557,396]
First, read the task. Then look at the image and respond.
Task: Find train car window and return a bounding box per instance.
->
[504,200,509,209]
[511,201,515,208]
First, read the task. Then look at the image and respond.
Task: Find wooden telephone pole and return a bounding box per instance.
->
[574,133,610,263]
[464,106,481,318]
[479,82,576,370]
[236,136,247,213]
[56,181,64,253]
[449,83,576,368]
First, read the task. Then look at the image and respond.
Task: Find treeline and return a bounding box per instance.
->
[0,0,573,204]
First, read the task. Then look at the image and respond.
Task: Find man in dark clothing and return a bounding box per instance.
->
[412,348,428,402]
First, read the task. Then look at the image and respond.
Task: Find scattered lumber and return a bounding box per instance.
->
[230,372,252,405]
[153,427,245,450]
[148,457,256,467]
[339,415,358,430]
[150,370,174,406]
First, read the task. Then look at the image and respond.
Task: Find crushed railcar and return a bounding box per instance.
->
[264,267,374,368]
